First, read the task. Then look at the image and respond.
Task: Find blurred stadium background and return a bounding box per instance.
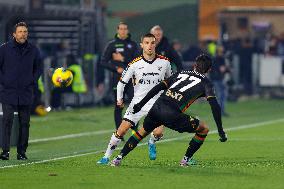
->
[0,1,284,188]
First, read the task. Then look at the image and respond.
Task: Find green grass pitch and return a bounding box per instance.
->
[0,99,284,189]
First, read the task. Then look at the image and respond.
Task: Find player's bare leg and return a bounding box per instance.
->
[180,121,209,166]
[97,120,132,165]
[148,125,164,160]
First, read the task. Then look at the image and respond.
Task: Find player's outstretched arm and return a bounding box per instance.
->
[208,97,227,142]
[133,81,168,113]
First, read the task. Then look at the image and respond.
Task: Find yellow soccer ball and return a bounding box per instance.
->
[52,67,73,87]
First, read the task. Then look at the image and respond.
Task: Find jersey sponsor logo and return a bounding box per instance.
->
[138,67,144,69]
[142,72,160,76]
[115,44,124,47]
[165,89,183,101]
[116,48,124,53]
[138,78,163,85]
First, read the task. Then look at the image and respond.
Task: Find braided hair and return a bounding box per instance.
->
[195,54,212,74]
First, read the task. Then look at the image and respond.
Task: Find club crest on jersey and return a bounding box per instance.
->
[165,89,183,101]
[127,44,132,49]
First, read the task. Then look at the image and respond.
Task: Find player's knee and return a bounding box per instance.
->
[153,127,163,138]
[197,122,209,135]
[203,127,209,135]
[117,120,132,136]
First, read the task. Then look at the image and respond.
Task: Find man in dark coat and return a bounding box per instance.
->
[0,22,42,160]
[100,22,139,131]
[150,25,183,72]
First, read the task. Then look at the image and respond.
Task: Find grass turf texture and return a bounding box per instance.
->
[0,99,284,189]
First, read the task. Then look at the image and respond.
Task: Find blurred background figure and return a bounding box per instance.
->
[171,39,183,57]
[150,25,183,72]
[100,22,139,131]
[210,46,230,116]
[236,38,254,95]
[182,41,205,70]
[277,32,284,58]
[31,76,47,116]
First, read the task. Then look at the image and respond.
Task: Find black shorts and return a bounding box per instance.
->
[143,99,200,133]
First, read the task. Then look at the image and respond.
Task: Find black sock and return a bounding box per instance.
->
[120,132,143,158]
[184,135,205,159]
[114,106,123,129]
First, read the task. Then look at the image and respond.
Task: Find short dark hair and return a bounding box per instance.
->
[141,33,156,42]
[13,22,28,33]
[117,22,128,29]
[195,54,212,73]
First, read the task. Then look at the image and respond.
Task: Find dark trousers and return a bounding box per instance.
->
[113,83,134,129]
[1,104,31,154]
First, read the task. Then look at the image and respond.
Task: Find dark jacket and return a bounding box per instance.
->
[156,37,183,72]
[0,40,43,105]
[210,55,226,81]
[100,34,139,85]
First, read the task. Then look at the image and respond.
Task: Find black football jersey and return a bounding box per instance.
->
[160,70,216,112]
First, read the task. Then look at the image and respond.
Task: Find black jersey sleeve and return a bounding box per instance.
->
[163,72,179,87]
[208,97,225,135]
[133,81,168,113]
[100,41,127,72]
[204,80,216,99]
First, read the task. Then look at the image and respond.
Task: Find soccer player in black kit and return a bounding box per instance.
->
[100,22,139,131]
[111,54,227,166]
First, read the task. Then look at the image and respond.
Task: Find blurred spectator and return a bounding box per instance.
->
[171,39,183,57]
[277,32,284,57]
[237,38,254,95]
[150,25,183,72]
[31,43,47,116]
[207,40,217,57]
[210,46,230,116]
[100,22,139,130]
[182,41,205,69]
[265,34,278,56]
[31,76,47,116]
[67,55,87,94]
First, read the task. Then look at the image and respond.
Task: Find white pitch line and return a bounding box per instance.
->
[30,129,114,143]
[1,118,284,169]
[29,118,284,144]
